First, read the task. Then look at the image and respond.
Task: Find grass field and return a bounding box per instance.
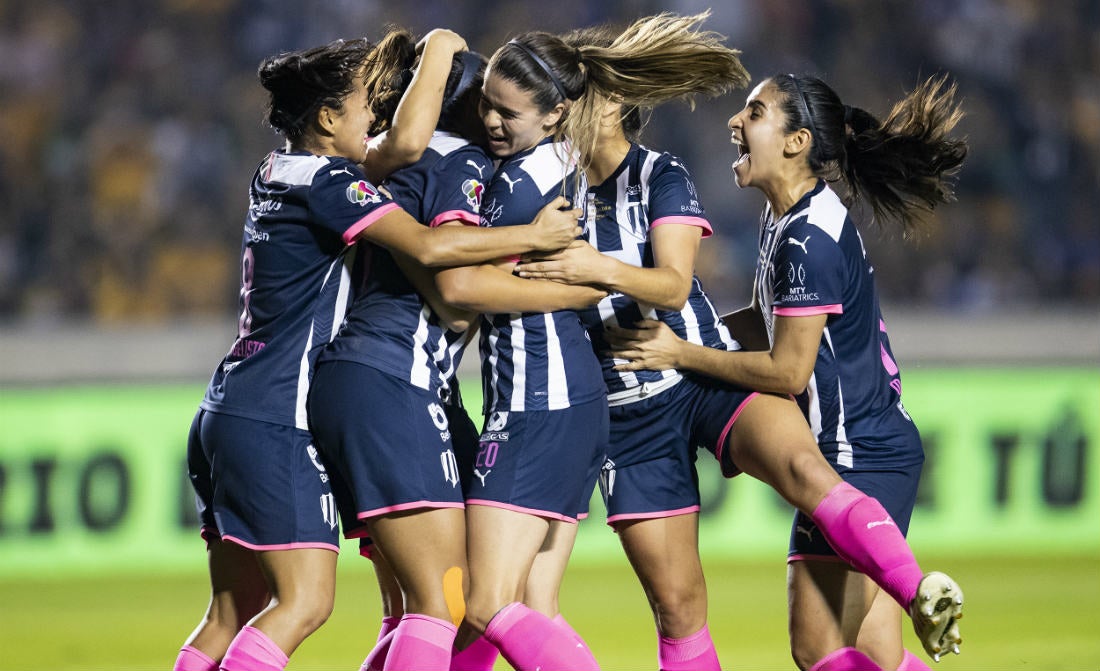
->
[1,553,1097,670]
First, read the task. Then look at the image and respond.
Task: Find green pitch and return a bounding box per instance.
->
[1,553,1096,670]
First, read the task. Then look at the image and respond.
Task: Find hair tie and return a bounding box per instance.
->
[508,39,568,101]
[444,51,483,111]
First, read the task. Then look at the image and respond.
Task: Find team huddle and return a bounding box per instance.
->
[175,11,969,671]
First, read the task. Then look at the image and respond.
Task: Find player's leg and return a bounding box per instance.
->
[359,549,404,671]
[787,559,882,670]
[616,513,720,671]
[367,507,467,670]
[458,505,598,671]
[856,587,916,670]
[722,394,962,662]
[175,539,269,670]
[523,519,593,651]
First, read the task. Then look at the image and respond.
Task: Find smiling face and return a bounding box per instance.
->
[726,79,795,193]
[479,65,564,158]
[325,70,375,162]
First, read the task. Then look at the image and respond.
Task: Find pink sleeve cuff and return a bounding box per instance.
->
[773,304,843,316]
[429,209,480,228]
[341,202,401,244]
[651,215,713,238]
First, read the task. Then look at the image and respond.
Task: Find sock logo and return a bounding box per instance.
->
[866,517,896,530]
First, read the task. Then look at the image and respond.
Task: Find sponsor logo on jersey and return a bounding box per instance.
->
[461,178,484,210]
[480,197,503,226]
[346,180,382,206]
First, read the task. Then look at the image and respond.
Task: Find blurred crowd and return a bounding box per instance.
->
[1,0,1097,325]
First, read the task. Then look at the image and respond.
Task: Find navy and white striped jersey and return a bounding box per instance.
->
[754,180,921,467]
[201,149,400,429]
[576,144,739,400]
[319,132,490,399]
[478,137,604,413]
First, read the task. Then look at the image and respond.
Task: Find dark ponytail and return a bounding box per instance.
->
[774,73,968,234]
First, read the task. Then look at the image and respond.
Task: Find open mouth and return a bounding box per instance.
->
[732,136,749,169]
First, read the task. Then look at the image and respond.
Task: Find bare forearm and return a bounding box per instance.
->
[392,251,476,332]
[440,265,604,313]
[676,343,804,395]
[601,260,690,311]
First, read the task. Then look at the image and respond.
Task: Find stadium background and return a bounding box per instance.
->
[0,0,1097,669]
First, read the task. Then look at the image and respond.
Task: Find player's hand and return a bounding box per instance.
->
[417,29,467,56]
[528,196,583,252]
[606,320,682,371]
[516,240,606,285]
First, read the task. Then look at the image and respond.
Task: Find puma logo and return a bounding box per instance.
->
[474,468,491,486]
[499,172,523,194]
[796,524,814,542]
[329,167,353,177]
[866,517,896,530]
[466,160,485,178]
[786,235,811,254]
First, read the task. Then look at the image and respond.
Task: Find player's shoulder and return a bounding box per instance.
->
[263,150,355,187]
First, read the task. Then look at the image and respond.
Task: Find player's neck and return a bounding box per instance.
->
[585,136,631,186]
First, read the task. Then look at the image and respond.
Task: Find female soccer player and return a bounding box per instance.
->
[511,14,751,671]
[305,29,604,671]
[174,31,582,671]
[604,74,969,670]
[430,13,752,671]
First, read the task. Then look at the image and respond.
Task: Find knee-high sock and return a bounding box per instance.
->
[657,625,721,671]
[449,636,499,671]
[809,647,884,671]
[219,626,288,671]
[361,616,402,671]
[896,649,932,671]
[483,602,600,671]
[383,614,456,671]
[173,645,218,671]
[811,482,924,608]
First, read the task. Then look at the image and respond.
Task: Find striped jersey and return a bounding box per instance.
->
[478,137,604,413]
[576,144,739,400]
[754,180,921,467]
[319,132,490,400]
[201,149,399,429]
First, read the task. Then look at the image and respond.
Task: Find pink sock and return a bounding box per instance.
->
[174,645,218,671]
[219,626,288,671]
[811,482,924,607]
[553,613,588,646]
[896,649,932,671]
[361,616,402,671]
[383,614,457,671]
[657,625,721,671]
[809,647,883,671]
[483,602,600,671]
[449,636,500,671]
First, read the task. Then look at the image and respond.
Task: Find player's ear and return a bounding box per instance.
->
[541,101,567,131]
[316,105,339,136]
[784,127,811,157]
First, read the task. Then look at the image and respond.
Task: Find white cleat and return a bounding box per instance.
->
[910,571,964,662]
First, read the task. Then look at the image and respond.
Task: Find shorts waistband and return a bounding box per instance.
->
[607,374,683,407]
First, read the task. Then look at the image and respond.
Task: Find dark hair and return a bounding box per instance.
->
[489,32,587,114]
[772,73,969,233]
[258,38,373,142]
[366,29,487,142]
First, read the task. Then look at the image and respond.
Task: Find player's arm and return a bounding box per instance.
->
[354,196,581,267]
[361,29,467,184]
[390,221,478,332]
[608,313,824,395]
[516,222,701,311]
[436,259,607,314]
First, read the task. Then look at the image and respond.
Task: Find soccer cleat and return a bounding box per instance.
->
[909,571,964,662]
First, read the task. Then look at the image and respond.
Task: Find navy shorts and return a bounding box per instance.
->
[186,407,341,551]
[464,398,608,522]
[788,456,923,560]
[600,376,757,525]
[307,361,465,524]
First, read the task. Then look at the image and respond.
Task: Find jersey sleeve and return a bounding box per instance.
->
[426,147,492,228]
[479,166,545,229]
[308,158,401,244]
[647,154,712,237]
[771,218,846,316]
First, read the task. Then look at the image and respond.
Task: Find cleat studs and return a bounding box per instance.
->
[952,644,961,655]
[933,653,941,662]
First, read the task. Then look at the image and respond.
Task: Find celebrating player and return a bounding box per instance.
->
[607,73,969,670]
[174,30,582,671]
[513,13,751,671]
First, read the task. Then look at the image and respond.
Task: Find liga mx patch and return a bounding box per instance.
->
[346,180,382,206]
[461,178,484,210]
